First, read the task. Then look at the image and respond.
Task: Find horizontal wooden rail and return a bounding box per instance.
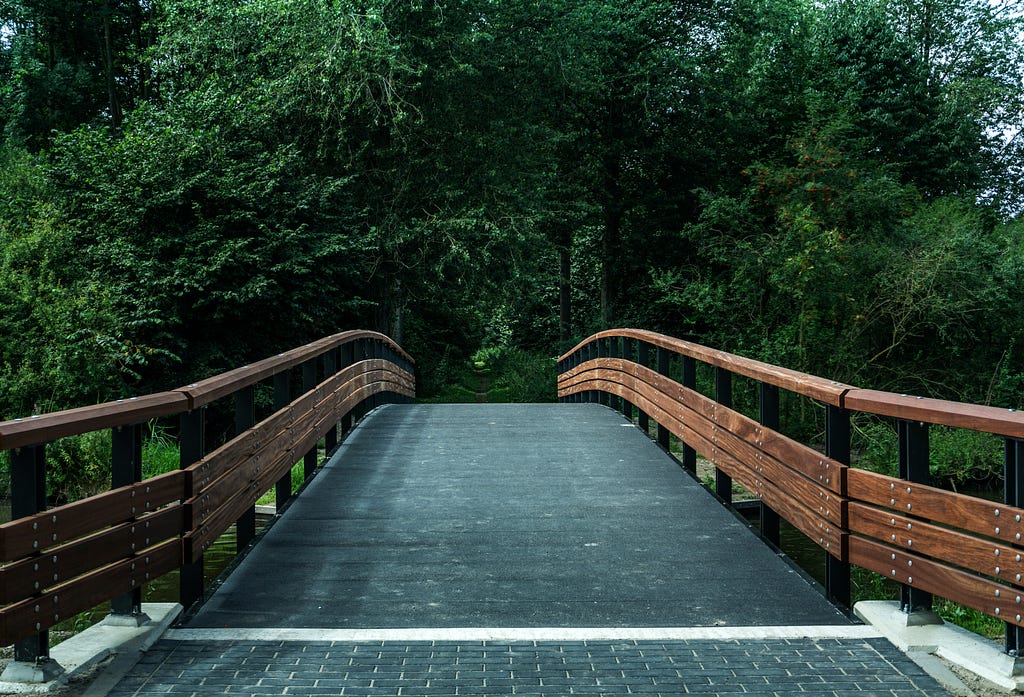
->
[559,329,1024,642]
[0,331,415,651]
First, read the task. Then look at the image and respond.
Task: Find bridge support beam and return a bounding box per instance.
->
[897,419,935,622]
[758,383,781,548]
[180,408,206,612]
[825,405,851,608]
[1005,438,1024,655]
[714,367,732,504]
[636,341,649,434]
[110,423,147,624]
[4,444,64,681]
[680,357,697,473]
[235,386,257,552]
[656,347,671,450]
[274,372,293,509]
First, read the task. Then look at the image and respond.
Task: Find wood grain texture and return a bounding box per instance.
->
[847,467,1024,546]
[0,539,180,646]
[849,536,1024,627]
[844,389,1024,438]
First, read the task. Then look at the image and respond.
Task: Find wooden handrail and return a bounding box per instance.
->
[560,328,851,406]
[559,328,1024,638]
[0,331,416,649]
[0,330,413,450]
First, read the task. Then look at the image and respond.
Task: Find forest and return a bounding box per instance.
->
[2,0,1023,429]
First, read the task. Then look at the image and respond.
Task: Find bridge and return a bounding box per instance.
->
[0,329,1022,694]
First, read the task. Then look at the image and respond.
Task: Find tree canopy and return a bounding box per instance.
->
[1,0,1023,417]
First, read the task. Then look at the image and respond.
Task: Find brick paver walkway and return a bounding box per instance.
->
[107,637,947,696]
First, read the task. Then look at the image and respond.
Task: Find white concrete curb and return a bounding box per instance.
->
[0,603,181,694]
[165,624,885,643]
[856,600,1024,692]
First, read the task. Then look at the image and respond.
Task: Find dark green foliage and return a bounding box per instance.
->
[0,0,1021,468]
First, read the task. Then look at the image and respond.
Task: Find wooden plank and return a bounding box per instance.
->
[0,393,188,451]
[847,468,1024,547]
[0,469,184,563]
[849,536,1024,627]
[558,330,850,406]
[181,331,415,409]
[0,506,185,604]
[0,539,180,646]
[845,389,1024,439]
[849,502,1024,584]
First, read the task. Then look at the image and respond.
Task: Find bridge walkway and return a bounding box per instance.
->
[105,404,948,696]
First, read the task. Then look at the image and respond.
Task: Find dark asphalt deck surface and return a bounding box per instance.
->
[105,404,951,696]
[186,403,849,629]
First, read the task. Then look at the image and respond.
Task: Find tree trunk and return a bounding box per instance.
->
[559,225,572,344]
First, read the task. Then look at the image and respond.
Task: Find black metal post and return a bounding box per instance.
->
[621,338,634,421]
[758,383,781,547]
[898,419,933,616]
[235,385,256,552]
[656,347,671,450]
[341,342,355,436]
[610,337,622,413]
[11,444,54,667]
[323,350,339,453]
[587,341,597,404]
[599,338,610,408]
[825,405,851,607]
[111,423,144,619]
[274,371,292,508]
[681,356,697,473]
[715,367,733,503]
[179,408,206,611]
[302,360,318,479]
[1005,438,1024,655]
[636,341,649,433]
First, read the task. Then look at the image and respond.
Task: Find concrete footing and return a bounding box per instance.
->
[0,603,181,694]
[856,600,1024,692]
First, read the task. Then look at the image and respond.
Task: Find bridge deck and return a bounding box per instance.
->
[188,403,846,629]
[105,404,950,696]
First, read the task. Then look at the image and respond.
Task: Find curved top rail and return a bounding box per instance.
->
[561,328,850,406]
[180,330,414,409]
[562,328,1024,437]
[0,329,414,450]
[0,393,189,451]
[843,389,1024,440]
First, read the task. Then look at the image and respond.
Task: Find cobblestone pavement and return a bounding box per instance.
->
[106,637,949,697]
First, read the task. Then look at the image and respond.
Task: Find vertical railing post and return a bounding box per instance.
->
[8,444,62,678]
[274,371,292,508]
[898,419,933,619]
[758,383,781,547]
[656,347,671,450]
[680,356,697,473]
[323,349,339,453]
[609,337,622,413]
[110,423,145,622]
[598,338,610,408]
[235,385,256,552]
[621,337,633,421]
[341,342,355,436]
[825,405,851,607]
[636,341,649,433]
[1005,438,1024,655]
[179,407,206,611]
[714,367,732,503]
[302,360,318,479]
[587,341,597,404]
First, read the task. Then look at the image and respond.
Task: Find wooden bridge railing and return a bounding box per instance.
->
[558,328,1024,654]
[0,330,414,670]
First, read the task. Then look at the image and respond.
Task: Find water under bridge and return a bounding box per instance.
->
[2,329,1023,694]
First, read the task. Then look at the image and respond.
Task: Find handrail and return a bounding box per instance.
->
[0,330,415,660]
[559,329,1024,652]
[0,330,413,449]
